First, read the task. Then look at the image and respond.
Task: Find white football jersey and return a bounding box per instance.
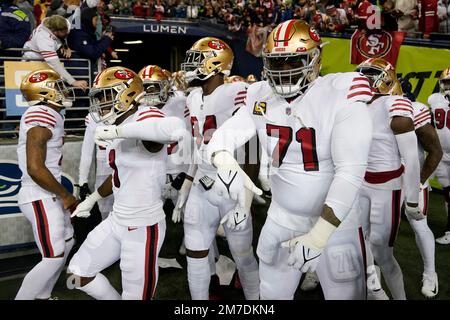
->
[160,94,190,175]
[208,72,373,231]
[23,23,63,62]
[17,105,65,204]
[78,114,111,185]
[412,101,432,169]
[106,107,167,227]
[428,93,450,157]
[365,95,414,178]
[187,82,248,181]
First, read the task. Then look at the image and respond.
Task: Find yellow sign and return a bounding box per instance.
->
[321,37,450,104]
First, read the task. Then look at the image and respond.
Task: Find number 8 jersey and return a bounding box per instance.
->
[208,72,373,231]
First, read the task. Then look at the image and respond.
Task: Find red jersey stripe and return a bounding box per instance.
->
[137,115,164,122]
[347,91,373,99]
[25,119,55,128]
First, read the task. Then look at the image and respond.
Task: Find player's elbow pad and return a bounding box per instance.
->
[396,130,420,203]
[118,117,186,144]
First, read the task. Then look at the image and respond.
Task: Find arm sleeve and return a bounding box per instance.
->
[325,101,373,222]
[206,104,257,161]
[38,38,76,85]
[118,115,187,144]
[395,131,420,203]
[78,118,96,185]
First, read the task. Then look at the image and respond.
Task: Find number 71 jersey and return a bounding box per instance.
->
[243,73,373,220]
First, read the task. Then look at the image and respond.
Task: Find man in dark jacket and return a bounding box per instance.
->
[0,0,31,50]
[67,7,112,75]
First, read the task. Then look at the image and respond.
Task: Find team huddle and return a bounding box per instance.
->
[13,18,450,300]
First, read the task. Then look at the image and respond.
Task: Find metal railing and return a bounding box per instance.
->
[0,48,92,138]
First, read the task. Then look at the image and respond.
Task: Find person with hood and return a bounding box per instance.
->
[67,6,112,76]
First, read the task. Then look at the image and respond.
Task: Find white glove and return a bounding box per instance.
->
[405,202,425,221]
[212,151,262,208]
[258,174,271,193]
[162,182,177,201]
[71,190,103,218]
[94,125,119,148]
[283,238,322,273]
[281,217,336,273]
[172,178,192,223]
[221,205,250,231]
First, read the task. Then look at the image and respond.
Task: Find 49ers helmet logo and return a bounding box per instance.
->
[309,27,321,42]
[114,69,134,80]
[356,31,392,59]
[29,72,48,83]
[208,40,227,50]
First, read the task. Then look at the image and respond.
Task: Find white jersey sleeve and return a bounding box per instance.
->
[22,106,58,134]
[78,114,96,185]
[325,76,373,222]
[345,73,374,103]
[413,101,432,130]
[388,96,414,119]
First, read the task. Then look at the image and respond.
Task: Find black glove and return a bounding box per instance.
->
[171,172,187,191]
[79,183,92,201]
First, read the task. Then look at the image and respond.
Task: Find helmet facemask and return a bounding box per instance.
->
[262,47,321,98]
[89,83,133,125]
[181,49,227,83]
[50,79,75,108]
[440,78,450,102]
[141,80,170,106]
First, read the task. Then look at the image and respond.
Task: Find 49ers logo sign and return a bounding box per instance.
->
[29,72,48,83]
[208,40,227,50]
[114,69,134,80]
[309,28,321,42]
[356,31,392,58]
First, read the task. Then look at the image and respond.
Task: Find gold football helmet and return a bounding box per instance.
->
[181,37,234,83]
[262,19,322,98]
[225,75,245,83]
[246,74,257,83]
[138,65,172,106]
[20,69,75,108]
[439,67,450,101]
[356,58,403,96]
[172,70,188,93]
[89,66,144,125]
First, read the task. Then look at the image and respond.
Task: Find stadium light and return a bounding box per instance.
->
[110,60,122,63]
[115,49,129,52]
[123,40,143,45]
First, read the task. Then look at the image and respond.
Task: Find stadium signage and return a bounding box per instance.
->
[143,24,187,34]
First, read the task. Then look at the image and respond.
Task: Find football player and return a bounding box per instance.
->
[78,113,113,221]
[410,100,442,298]
[176,37,260,300]
[138,65,190,208]
[429,67,450,245]
[68,67,187,300]
[356,58,421,300]
[15,69,77,300]
[207,19,373,300]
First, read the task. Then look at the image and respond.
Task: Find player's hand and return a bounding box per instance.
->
[281,235,322,273]
[72,80,88,90]
[70,190,102,218]
[162,182,177,201]
[220,205,249,231]
[62,194,78,212]
[111,51,119,59]
[172,178,192,223]
[405,202,425,221]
